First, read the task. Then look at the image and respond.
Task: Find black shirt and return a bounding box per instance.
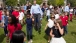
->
[52,26,62,38]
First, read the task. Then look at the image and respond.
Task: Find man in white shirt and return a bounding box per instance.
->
[30,0,43,34]
[64,3,70,17]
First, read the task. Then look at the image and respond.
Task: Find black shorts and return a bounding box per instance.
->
[75,12,76,15]
[0,20,1,23]
[45,27,51,36]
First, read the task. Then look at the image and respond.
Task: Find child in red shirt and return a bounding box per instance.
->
[12,8,19,19]
[7,15,22,43]
[60,12,68,35]
[0,9,2,23]
[65,12,68,25]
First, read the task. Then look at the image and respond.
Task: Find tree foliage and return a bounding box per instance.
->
[19,0,26,5]
[48,0,64,6]
[30,0,42,4]
[68,0,76,7]
[5,0,18,6]
[36,0,42,4]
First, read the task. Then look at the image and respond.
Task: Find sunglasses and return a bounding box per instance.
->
[51,17,55,18]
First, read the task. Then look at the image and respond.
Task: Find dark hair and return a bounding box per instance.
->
[9,15,18,27]
[27,12,31,16]
[50,14,55,19]
[11,30,26,43]
[55,19,62,27]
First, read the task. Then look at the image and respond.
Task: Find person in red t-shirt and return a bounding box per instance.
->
[0,9,2,23]
[65,12,68,25]
[12,8,19,19]
[7,15,22,43]
[0,9,2,27]
[60,12,68,35]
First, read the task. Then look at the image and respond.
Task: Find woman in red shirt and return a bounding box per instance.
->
[7,15,22,43]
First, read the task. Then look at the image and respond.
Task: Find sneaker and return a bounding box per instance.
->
[48,41,50,43]
[6,34,8,36]
[28,41,30,43]
[30,39,33,43]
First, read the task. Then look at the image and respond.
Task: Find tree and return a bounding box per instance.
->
[19,0,26,5]
[5,0,18,6]
[68,0,76,7]
[30,0,42,4]
[48,0,64,6]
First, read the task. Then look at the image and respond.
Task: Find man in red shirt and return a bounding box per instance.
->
[12,8,19,19]
[60,12,68,35]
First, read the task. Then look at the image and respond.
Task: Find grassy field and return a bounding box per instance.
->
[0,17,76,43]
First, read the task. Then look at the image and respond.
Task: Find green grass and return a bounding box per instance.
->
[0,17,76,43]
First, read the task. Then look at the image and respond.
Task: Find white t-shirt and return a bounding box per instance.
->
[47,19,54,28]
[55,14,59,19]
[70,9,73,14]
[46,10,50,16]
[19,12,24,20]
[50,5,53,9]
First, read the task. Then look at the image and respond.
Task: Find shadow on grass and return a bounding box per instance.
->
[71,32,76,35]
[26,35,35,40]
[71,32,76,38]
[44,34,48,40]
[0,34,5,43]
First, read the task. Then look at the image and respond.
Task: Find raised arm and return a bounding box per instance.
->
[57,23,64,35]
[30,6,33,18]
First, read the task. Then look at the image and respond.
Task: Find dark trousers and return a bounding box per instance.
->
[63,25,67,34]
[27,27,32,40]
[46,16,50,21]
[4,24,8,35]
[70,14,73,21]
[67,12,69,18]
[33,14,41,33]
[0,20,1,23]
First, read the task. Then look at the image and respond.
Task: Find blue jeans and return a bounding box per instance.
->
[26,27,32,40]
[4,24,8,35]
[63,25,68,34]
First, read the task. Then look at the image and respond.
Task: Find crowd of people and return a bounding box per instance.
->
[0,0,76,43]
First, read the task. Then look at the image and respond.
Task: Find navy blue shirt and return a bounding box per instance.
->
[26,18,32,29]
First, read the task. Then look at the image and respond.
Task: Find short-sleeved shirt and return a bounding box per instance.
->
[60,16,66,26]
[12,11,19,19]
[0,10,2,20]
[47,19,54,28]
[7,23,22,39]
[19,12,24,20]
[26,18,32,29]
